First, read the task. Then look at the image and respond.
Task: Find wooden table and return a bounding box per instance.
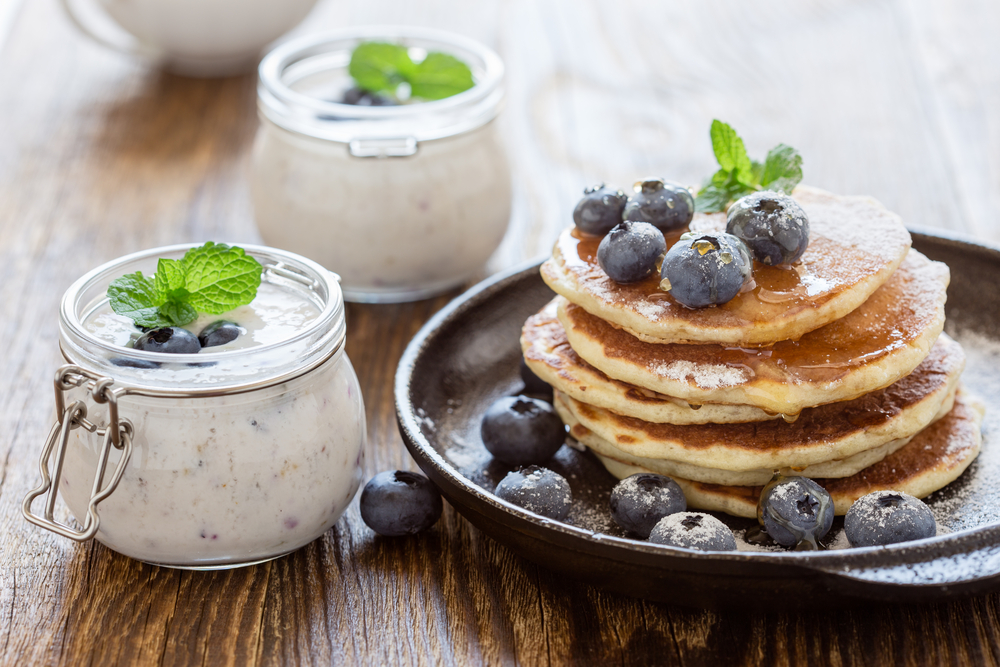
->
[3,0,1000,664]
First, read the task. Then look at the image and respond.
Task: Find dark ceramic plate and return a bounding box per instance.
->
[395,230,1000,610]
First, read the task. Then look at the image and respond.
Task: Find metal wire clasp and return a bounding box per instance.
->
[21,365,133,542]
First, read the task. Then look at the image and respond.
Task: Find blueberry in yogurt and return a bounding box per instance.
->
[726,191,810,265]
[360,470,443,536]
[199,320,242,348]
[342,86,397,106]
[597,221,667,284]
[758,475,834,549]
[660,232,752,307]
[622,178,695,232]
[572,183,628,236]
[481,395,565,465]
[133,327,201,354]
[610,473,687,538]
[648,512,736,551]
[844,490,936,547]
[495,466,572,520]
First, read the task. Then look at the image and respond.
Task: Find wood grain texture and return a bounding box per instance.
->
[2,0,1000,665]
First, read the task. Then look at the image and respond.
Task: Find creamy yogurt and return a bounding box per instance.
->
[41,244,365,568]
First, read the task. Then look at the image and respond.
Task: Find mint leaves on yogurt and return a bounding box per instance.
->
[348,41,474,101]
[108,242,263,328]
[695,120,804,213]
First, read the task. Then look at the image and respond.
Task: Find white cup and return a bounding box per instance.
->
[61,0,321,77]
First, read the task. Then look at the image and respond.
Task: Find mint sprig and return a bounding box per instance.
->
[695,120,803,213]
[108,242,263,328]
[348,41,474,101]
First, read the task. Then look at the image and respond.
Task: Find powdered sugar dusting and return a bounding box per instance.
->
[650,360,749,389]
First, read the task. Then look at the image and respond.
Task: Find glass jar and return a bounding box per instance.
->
[251,27,512,303]
[22,244,366,569]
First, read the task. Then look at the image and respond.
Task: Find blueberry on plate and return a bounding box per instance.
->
[648,512,736,551]
[495,465,572,521]
[133,327,201,354]
[610,473,687,538]
[199,320,242,348]
[660,232,752,308]
[757,475,834,549]
[519,357,553,399]
[844,490,936,547]
[597,221,667,284]
[622,178,695,232]
[481,395,565,465]
[726,191,810,265]
[572,183,628,235]
[359,470,443,536]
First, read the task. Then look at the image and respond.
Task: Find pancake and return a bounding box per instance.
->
[561,387,956,486]
[522,299,776,424]
[559,249,949,416]
[551,332,964,472]
[595,393,984,518]
[542,186,912,346]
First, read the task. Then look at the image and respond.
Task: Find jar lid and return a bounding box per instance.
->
[257,26,505,145]
[59,244,346,395]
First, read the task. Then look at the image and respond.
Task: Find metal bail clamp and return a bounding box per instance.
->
[21,365,134,542]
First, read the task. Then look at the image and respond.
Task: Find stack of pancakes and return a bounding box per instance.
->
[522,186,983,518]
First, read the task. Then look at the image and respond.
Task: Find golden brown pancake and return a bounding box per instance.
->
[551,333,964,472]
[561,388,955,486]
[595,394,984,518]
[559,250,949,415]
[521,299,776,425]
[542,186,912,346]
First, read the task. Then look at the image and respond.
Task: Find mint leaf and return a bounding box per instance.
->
[696,121,804,212]
[107,242,263,328]
[408,52,474,100]
[348,42,414,95]
[159,300,197,326]
[710,120,753,186]
[181,242,263,314]
[154,258,188,302]
[695,185,733,213]
[108,271,174,328]
[760,143,803,193]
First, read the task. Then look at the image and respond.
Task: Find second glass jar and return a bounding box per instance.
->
[251,27,513,303]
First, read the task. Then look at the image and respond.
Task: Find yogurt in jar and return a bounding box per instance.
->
[32,244,365,568]
[251,28,512,303]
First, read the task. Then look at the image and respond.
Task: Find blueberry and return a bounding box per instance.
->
[110,357,160,369]
[342,86,396,106]
[622,179,695,232]
[572,183,628,235]
[610,473,687,538]
[648,512,736,551]
[597,221,667,284]
[726,191,810,265]
[359,470,443,536]
[481,395,565,465]
[844,490,936,548]
[519,357,553,399]
[495,465,572,520]
[133,327,201,354]
[199,320,242,348]
[758,476,834,549]
[660,232,752,308]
